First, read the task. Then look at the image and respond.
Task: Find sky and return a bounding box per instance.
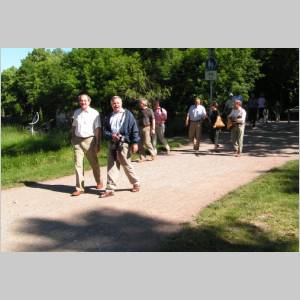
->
[0,48,72,71]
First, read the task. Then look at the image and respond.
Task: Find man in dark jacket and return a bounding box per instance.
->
[99,96,140,198]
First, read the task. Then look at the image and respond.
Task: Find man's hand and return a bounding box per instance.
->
[112,133,120,141]
[131,144,138,153]
[151,128,155,135]
[185,120,189,127]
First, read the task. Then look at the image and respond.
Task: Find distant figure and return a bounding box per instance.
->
[152,100,171,154]
[137,98,156,162]
[185,97,207,151]
[247,93,258,128]
[275,100,281,122]
[71,94,102,196]
[257,93,266,121]
[223,92,234,117]
[99,96,140,198]
[228,99,247,157]
[209,101,222,151]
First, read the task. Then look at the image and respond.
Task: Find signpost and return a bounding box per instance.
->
[205,49,217,103]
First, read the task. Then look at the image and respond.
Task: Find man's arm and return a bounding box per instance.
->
[94,127,101,145]
[71,125,76,139]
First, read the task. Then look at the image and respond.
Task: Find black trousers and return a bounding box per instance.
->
[210,127,220,145]
[248,108,257,127]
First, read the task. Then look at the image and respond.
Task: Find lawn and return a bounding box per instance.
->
[161,160,299,252]
[1,125,188,189]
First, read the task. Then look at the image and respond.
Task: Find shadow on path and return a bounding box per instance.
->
[15,206,298,252]
[20,181,103,195]
[15,208,178,251]
[176,122,299,157]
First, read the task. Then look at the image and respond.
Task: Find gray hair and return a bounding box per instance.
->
[139,98,148,106]
[78,94,91,102]
[111,95,123,104]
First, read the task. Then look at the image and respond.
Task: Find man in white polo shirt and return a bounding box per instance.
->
[228,99,247,157]
[71,94,103,196]
[185,97,207,151]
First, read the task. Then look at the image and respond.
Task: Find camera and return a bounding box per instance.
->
[111,135,125,151]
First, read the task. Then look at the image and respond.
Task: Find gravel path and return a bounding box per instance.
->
[1,122,298,251]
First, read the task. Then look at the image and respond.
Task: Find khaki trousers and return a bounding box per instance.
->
[231,124,245,153]
[72,136,101,191]
[107,142,139,190]
[152,123,170,152]
[188,121,202,150]
[139,126,156,158]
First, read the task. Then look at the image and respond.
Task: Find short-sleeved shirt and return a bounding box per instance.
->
[258,97,266,108]
[138,107,154,127]
[72,106,101,138]
[228,107,247,124]
[187,104,206,121]
[154,107,167,125]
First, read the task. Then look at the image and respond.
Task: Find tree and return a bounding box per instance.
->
[254,48,299,111]
[1,66,18,117]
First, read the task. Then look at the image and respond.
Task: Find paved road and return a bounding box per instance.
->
[1,122,298,251]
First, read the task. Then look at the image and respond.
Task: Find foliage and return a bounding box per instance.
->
[1,48,298,126]
[254,48,299,111]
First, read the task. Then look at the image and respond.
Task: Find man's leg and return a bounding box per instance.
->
[74,141,85,191]
[138,128,146,160]
[84,137,102,186]
[231,127,238,152]
[152,128,158,155]
[195,122,202,150]
[188,122,196,149]
[143,127,156,157]
[106,143,121,191]
[237,125,245,153]
[157,124,170,152]
[118,143,140,186]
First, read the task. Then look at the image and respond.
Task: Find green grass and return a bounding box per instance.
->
[1,126,188,189]
[161,160,299,252]
[1,126,108,188]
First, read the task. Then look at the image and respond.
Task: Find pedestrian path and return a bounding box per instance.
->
[1,122,298,251]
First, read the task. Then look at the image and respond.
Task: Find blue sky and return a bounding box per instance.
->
[1,48,72,71]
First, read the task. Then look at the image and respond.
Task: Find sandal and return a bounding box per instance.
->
[132,184,140,192]
[99,190,114,198]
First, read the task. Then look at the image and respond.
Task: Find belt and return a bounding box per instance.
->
[75,135,94,139]
[190,120,202,122]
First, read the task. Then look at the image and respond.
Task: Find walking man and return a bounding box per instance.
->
[247,92,258,128]
[185,97,207,151]
[228,99,247,157]
[99,96,140,198]
[152,100,170,154]
[71,94,102,196]
[137,98,156,162]
[257,92,266,121]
